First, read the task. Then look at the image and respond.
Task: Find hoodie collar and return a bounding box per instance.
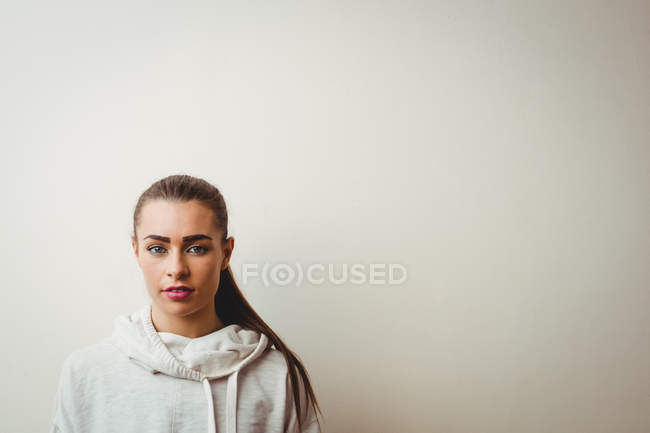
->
[110,303,270,433]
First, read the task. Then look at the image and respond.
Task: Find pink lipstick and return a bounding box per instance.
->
[163,285,194,300]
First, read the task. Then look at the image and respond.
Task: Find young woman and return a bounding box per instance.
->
[49,174,323,433]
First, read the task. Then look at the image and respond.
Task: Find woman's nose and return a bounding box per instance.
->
[166,250,189,278]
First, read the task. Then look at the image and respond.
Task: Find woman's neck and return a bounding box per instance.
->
[150,304,225,338]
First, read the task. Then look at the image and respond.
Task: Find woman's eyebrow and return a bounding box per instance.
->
[143,234,213,243]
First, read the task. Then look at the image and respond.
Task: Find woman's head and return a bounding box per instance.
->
[131,175,234,330]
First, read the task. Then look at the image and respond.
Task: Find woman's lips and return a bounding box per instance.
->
[164,285,194,291]
[163,286,194,300]
[164,289,194,300]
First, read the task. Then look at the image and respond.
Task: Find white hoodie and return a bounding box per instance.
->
[49,303,321,433]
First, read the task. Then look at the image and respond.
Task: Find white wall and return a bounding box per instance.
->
[1,1,648,432]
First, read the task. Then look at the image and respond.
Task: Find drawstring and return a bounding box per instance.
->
[226,371,239,433]
[202,378,216,433]
[202,372,239,433]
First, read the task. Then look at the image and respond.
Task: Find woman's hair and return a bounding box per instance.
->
[131,174,323,432]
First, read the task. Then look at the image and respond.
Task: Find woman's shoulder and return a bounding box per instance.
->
[58,337,126,379]
[250,346,289,373]
[260,345,287,363]
[240,346,291,387]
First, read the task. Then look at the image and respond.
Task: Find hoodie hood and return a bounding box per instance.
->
[110,303,270,433]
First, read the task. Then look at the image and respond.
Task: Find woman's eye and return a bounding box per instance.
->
[146,245,207,255]
[188,245,208,254]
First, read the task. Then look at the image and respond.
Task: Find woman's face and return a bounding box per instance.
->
[132,199,233,322]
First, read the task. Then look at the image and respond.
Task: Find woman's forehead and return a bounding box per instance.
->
[139,200,219,235]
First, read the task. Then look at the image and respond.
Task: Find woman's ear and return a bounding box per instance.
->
[221,237,234,270]
[131,237,139,259]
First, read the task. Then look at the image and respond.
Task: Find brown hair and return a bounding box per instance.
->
[131,174,323,432]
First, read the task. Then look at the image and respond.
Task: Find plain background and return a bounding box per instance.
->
[1,1,648,432]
